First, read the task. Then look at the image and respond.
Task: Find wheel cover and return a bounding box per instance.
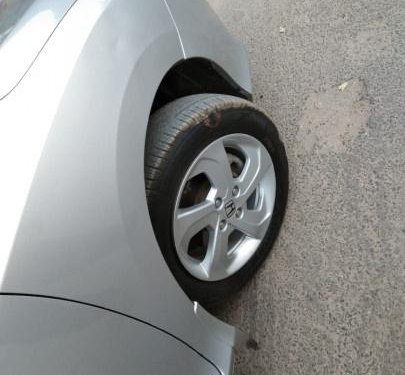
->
[173,133,276,282]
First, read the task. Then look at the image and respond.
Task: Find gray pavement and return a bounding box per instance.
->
[207,0,405,374]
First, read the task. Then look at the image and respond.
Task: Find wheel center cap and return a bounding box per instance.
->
[224,199,236,218]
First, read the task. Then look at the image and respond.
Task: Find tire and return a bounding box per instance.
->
[145,94,288,305]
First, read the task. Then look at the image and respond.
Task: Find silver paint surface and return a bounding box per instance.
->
[0,0,77,99]
[0,295,218,375]
[0,0,252,373]
[173,134,276,281]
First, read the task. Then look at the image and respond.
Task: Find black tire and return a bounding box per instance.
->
[145,94,288,305]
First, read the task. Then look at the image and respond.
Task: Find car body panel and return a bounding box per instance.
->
[165,0,252,93]
[0,0,252,372]
[0,295,219,375]
[0,0,78,100]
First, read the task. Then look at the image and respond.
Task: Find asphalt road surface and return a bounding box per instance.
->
[207,1,405,374]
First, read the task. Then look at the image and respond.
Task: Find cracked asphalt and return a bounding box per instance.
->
[207,0,405,374]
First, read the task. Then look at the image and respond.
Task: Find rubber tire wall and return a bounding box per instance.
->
[145,94,288,305]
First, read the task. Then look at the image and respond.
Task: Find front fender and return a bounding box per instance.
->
[0,0,246,371]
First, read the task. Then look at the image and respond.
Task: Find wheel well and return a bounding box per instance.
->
[151,58,252,113]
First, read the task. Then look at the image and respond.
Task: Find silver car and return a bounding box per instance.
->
[0,0,288,374]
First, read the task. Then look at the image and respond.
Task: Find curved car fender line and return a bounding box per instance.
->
[0,0,238,371]
[0,0,79,100]
[162,0,186,58]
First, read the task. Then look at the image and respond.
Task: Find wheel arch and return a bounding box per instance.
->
[151,57,252,114]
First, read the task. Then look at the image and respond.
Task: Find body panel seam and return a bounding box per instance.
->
[0,292,222,374]
[162,0,186,58]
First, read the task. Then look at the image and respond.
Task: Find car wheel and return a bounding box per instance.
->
[145,94,288,304]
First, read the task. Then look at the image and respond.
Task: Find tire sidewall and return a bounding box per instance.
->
[149,106,288,304]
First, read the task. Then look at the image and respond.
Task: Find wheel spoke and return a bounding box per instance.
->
[189,140,233,197]
[173,133,277,282]
[201,218,231,278]
[235,145,272,206]
[174,200,216,253]
[228,204,270,240]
